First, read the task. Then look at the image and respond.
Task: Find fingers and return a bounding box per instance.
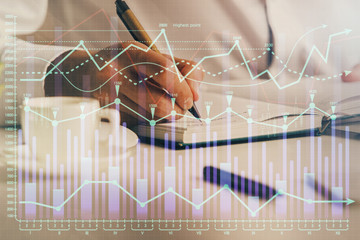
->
[172,56,204,101]
[342,64,360,82]
[112,42,204,108]
[162,54,204,101]
[138,49,195,110]
[93,80,185,126]
[95,41,204,124]
[107,41,194,110]
[114,80,185,125]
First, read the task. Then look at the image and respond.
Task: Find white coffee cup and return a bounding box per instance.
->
[20,96,120,162]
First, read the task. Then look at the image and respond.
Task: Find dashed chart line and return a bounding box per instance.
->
[19,26,352,90]
[20,51,348,89]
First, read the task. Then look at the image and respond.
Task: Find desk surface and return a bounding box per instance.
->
[1,128,359,239]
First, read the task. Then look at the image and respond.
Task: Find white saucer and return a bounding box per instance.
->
[2,125,139,174]
[100,123,139,148]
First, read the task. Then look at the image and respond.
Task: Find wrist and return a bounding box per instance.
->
[44,49,97,97]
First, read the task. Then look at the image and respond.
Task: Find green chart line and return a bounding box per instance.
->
[22,97,335,129]
[20,26,352,90]
[19,181,355,216]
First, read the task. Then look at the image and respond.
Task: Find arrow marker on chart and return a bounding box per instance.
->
[283,115,288,123]
[115,84,120,96]
[331,105,336,113]
[344,29,353,35]
[344,70,352,76]
[150,107,155,119]
[171,98,176,109]
[310,93,315,102]
[346,198,355,205]
[206,105,211,116]
[226,95,232,106]
[310,198,355,205]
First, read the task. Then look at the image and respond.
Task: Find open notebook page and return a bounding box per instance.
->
[148,94,324,145]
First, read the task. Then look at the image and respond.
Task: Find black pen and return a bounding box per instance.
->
[115,0,202,121]
[203,166,277,199]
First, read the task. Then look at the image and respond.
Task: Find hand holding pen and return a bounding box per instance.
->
[43,1,204,127]
[115,0,203,121]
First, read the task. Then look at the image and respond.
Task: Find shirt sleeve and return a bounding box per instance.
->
[0,0,72,126]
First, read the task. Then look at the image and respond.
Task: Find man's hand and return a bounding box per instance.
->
[44,41,204,126]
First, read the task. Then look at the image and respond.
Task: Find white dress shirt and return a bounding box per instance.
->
[1,0,359,125]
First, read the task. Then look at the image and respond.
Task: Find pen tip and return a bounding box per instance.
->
[188,103,201,121]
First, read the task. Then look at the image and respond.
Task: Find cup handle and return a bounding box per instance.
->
[98,108,121,142]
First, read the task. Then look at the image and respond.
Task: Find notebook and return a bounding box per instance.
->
[134,94,360,147]
[329,95,360,134]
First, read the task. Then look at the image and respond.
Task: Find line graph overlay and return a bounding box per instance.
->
[23,96,336,129]
[7,8,355,235]
[19,180,355,215]
[19,27,352,90]
[20,50,348,87]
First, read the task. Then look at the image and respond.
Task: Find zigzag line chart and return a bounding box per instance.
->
[22,94,336,127]
[19,181,354,216]
[19,26,352,90]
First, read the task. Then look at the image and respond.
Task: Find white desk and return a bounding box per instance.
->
[1,128,359,239]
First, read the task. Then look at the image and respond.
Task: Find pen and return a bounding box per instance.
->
[203,166,277,199]
[305,174,341,201]
[115,0,202,121]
